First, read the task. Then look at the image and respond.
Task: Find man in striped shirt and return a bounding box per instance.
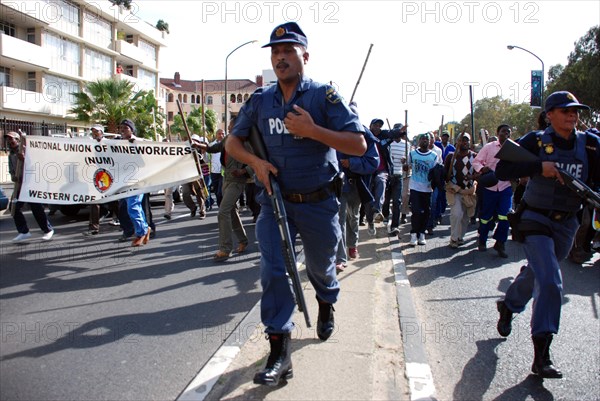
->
[388,131,409,235]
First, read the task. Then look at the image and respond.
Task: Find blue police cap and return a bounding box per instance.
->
[370,118,384,126]
[544,91,589,113]
[262,22,308,48]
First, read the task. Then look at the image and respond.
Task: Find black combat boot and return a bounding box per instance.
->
[253,332,293,386]
[493,241,508,258]
[316,296,335,341]
[531,334,563,379]
[496,300,514,337]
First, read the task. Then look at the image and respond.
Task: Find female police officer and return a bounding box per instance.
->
[225,22,366,386]
[495,91,600,378]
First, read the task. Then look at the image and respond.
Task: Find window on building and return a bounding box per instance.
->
[27,28,36,44]
[0,67,10,87]
[138,38,157,66]
[196,95,201,104]
[48,0,80,37]
[183,94,188,103]
[83,48,112,80]
[138,68,156,92]
[27,72,37,92]
[206,95,213,105]
[244,93,250,102]
[178,94,182,102]
[168,111,174,122]
[44,74,79,114]
[0,21,16,36]
[83,11,112,48]
[167,93,174,102]
[43,30,80,77]
[230,94,236,103]
[237,94,243,103]
[191,95,195,104]
[222,95,225,105]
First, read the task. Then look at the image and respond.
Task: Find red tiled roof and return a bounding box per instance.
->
[160,78,258,93]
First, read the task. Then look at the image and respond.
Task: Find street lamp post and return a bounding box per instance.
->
[507,45,545,107]
[224,40,257,133]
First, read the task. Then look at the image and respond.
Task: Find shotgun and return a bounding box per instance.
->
[496,138,600,208]
[248,125,311,328]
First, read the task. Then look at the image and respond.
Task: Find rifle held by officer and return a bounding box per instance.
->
[248,125,312,328]
[496,138,600,208]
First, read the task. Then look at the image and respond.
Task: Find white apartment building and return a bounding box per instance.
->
[0,0,166,137]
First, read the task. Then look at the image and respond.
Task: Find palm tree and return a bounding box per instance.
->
[70,79,139,133]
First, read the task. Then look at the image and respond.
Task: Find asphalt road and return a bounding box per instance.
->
[398,219,600,401]
[0,199,262,401]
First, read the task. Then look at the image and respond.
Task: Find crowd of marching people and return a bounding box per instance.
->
[6,112,600,265]
[335,108,600,268]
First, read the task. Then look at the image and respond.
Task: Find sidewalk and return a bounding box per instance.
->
[178,223,432,401]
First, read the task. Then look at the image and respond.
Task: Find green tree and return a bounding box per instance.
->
[459,96,539,141]
[70,79,161,139]
[459,96,511,137]
[156,20,169,34]
[546,25,599,125]
[204,109,218,138]
[109,0,132,10]
[169,114,186,139]
[170,107,218,140]
[131,90,165,140]
[504,103,539,139]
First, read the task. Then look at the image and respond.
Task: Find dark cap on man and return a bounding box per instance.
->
[441,131,450,137]
[6,131,20,140]
[544,91,590,113]
[370,118,384,126]
[120,119,136,133]
[262,22,308,48]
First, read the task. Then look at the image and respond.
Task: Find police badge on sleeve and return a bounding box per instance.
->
[325,85,342,104]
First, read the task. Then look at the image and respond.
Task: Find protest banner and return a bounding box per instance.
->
[17,136,199,204]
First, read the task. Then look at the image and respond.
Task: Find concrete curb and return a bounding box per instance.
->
[177,301,262,401]
[390,236,437,401]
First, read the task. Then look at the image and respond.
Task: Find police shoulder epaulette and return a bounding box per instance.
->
[325,85,342,104]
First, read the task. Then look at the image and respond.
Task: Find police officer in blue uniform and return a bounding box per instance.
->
[225,22,367,386]
[495,91,600,378]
